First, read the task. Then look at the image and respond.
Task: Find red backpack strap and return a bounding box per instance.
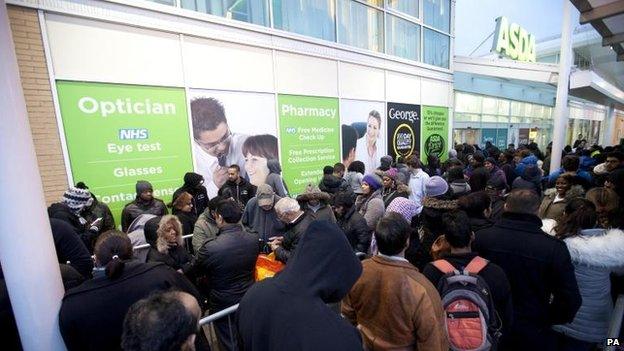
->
[432,259,456,274]
[465,256,488,274]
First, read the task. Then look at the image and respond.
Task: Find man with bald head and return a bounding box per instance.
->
[122,291,202,351]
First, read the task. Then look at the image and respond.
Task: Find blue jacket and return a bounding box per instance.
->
[547,168,592,187]
[514,155,538,178]
[553,228,624,342]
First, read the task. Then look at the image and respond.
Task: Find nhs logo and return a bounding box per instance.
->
[119,129,148,140]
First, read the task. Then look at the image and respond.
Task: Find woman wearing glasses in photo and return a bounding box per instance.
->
[191,97,249,198]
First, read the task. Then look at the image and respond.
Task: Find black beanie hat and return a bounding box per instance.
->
[183,172,204,187]
[136,180,153,195]
[144,216,162,246]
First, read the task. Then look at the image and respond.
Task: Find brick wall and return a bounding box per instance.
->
[8,5,68,205]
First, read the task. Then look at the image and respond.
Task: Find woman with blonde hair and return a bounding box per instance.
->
[147,215,192,273]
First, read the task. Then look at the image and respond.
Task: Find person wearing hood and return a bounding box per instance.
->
[242,184,284,252]
[48,186,104,251]
[458,191,494,232]
[378,155,393,172]
[318,165,349,196]
[50,218,94,278]
[539,173,585,221]
[75,181,115,233]
[484,157,508,190]
[146,215,193,274]
[342,213,447,350]
[297,184,337,223]
[265,158,289,197]
[514,150,539,179]
[512,164,542,197]
[552,199,624,350]
[238,220,363,351]
[59,231,201,351]
[218,164,257,209]
[172,172,209,216]
[355,174,385,231]
[127,214,158,263]
[121,180,168,233]
[380,168,410,207]
[191,196,222,253]
[413,176,458,270]
[447,166,471,199]
[333,191,371,254]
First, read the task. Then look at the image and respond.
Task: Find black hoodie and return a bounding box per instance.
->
[237,220,363,351]
[172,172,209,215]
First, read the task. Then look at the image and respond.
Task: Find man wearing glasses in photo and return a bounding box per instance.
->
[191,97,249,198]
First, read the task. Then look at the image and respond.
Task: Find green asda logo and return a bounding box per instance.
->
[491,16,536,62]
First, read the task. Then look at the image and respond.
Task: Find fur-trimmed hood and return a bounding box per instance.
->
[564,228,624,268]
[543,184,585,201]
[422,196,459,210]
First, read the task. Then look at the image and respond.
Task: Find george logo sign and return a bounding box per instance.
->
[491,16,536,62]
[387,102,420,160]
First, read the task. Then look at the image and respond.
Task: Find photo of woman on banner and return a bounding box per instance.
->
[242,134,279,187]
[190,90,278,198]
[354,110,382,173]
[191,97,248,198]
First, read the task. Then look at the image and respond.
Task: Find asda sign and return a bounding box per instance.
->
[491,16,536,62]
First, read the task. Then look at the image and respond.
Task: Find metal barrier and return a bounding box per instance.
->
[606,294,624,351]
[198,304,240,351]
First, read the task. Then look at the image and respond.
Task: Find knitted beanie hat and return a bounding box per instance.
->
[62,186,92,213]
[362,173,383,191]
[136,180,153,195]
[385,197,419,223]
[425,176,449,197]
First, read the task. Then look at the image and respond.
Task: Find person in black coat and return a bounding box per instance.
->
[423,210,512,344]
[457,191,494,232]
[472,189,582,351]
[121,181,168,232]
[333,191,371,254]
[189,199,259,351]
[218,164,256,209]
[50,218,94,278]
[170,191,198,236]
[173,172,209,216]
[59,231,201,351]
[75,181,116,233]
[146,215,193,273]
[237,220,364,351]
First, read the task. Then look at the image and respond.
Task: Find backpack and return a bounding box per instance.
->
[432,256,502,351]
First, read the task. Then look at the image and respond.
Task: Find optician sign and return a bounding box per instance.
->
[491,16,536,62]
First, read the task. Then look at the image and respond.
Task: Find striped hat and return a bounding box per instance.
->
[62,186,92,213]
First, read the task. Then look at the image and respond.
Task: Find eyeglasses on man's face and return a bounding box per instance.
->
[195,128,232,155]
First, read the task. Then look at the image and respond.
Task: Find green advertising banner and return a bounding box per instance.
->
[56,81,193,224]
[421,105,450,163]
[278,94,340,195]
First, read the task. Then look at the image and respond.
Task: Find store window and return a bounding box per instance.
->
[181,0,269,26]
[387,0,418,18]
[337,0,383,52]
[423,0,450,32]
[272,0,336,42]
[455,92,482,113]
[386,14,420,61]
[423,28,449,68]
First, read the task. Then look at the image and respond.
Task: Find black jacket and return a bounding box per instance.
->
[48,203,98,252]
[192,224,259,310]
[423,252,513,342]
[121,198,168,232]
[319,174,350,195]
[173,172,209,216]
[237,220,363,351]
[218,177,256,208]
[147,245,193,273]
[274,212,315,263]
[82,198,115,233]
[473,212,582,350]
[50,218,93,278]
[337,206,371,253]
[468,216,494,233]
[173,209,197,236]
[59,261,200,351]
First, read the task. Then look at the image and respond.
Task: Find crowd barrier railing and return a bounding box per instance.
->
[198,304,239,350]
[132,234,193,250]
